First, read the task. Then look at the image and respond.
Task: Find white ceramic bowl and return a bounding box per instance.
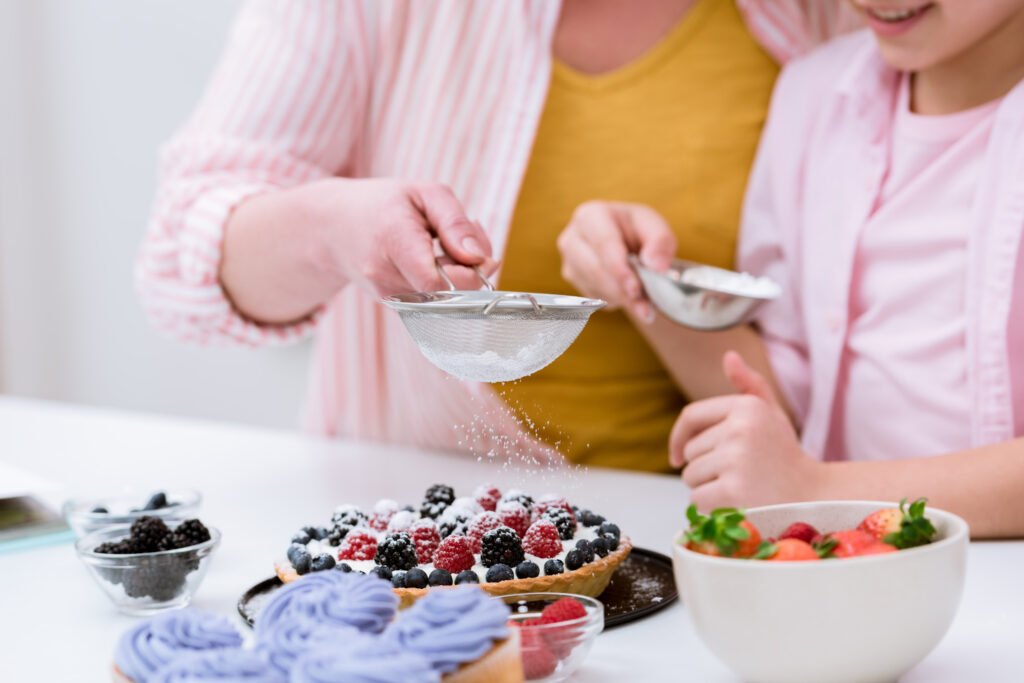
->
[672,501,968,683]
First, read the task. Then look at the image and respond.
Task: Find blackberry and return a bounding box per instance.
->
[405,568,429,589]
[575,539,595,563]
[428,569,453,586]
[480,527,524,568]
[419,500,449,520]
[310,553,336,572]
[336,563,353,573]
[565,549,584,571]
[291,530,311,545]
[515,561,539,579]
[120,554,191,601]
[543,559,564,576]
[375,533,419,571]
[500,492,534,511]
[439,511,471,539]
[543,508,576,541]
[578,510,605,527]
[142,492,168,511]
[424,484,456,506]
[485,564,514,583]
[591,536,610,558]
[598,522,620,542]
[95,540,138,555]
[130,516,172,552]
[391,571,407,588]
[326,527,349,546]
[331,507,368,528]
[455,570,479,585]
[369,566,393,582]
[172,519,211,548]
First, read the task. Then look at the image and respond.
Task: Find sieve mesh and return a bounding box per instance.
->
[397,309,591,383]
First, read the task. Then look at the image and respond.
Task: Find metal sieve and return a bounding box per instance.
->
[382,256,605,383]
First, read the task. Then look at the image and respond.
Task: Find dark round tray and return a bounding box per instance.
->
[237,546,677,630]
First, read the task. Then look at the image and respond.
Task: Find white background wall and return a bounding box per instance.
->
[0,0,311,428]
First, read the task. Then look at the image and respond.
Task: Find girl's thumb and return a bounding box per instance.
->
[722,350,778,406]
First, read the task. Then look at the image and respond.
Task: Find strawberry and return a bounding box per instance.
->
[858,498,936,549]
[761,538,819,561]
[408,519,441,564]
[474,484,502,512]
[522,519,562,558]
[432,534,475,573]
[827,529,897,558]
[497,502,531,538]
[683,505,762,558]
[517,621,558,680]
[779,522,819,544]
[336,530,378,561]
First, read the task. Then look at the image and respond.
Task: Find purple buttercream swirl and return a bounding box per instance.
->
[147,649,283,683]
[258,572,397,634]
[255,614,357,676]
[115,610,244,683]
[385,586,510,674]
[290,638,439,683]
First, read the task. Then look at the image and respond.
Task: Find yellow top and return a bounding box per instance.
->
[498,0,779,472]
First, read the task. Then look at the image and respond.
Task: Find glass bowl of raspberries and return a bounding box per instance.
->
[75,516,220,615]
[502,592,604,682]
[63,489,201,538]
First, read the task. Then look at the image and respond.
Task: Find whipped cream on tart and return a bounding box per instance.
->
[276,484,631,606]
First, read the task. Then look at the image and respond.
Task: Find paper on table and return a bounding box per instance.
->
[0,461,59,500]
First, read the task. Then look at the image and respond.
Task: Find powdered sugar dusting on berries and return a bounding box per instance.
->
[387,510,418,533]
[497,502,531,538]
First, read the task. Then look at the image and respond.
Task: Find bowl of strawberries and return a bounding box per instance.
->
[672,499,968,683]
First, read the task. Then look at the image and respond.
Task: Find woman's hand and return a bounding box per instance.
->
[556,201,676,321]
[669,351,822,510]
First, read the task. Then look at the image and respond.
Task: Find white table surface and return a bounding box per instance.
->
[1,396,1022,682]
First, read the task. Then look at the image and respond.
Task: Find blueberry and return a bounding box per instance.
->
[565,550,584,571]
[310,553,336,571]
[575,539,595,563]
[336,563,353,573]
[485,564,514,583]
[369,566,393,581]
[405,568,429,589]
[579,510,605,527]
[292,550,312,575]
[391,571,407,588]
[90,506,109,514]
[429,569,453,586]
[455,570,479,585]
[544,559,564,575]
[291,531,311,545]
[313,526,330,541]
[591,537,610,557]
[286,543,308,565]
[302,526,320,539]
[601,532,620,552]
[515,561,539,579]
[598,522,620,541]
[142,492,168,511]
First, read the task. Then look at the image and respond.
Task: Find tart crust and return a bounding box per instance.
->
[275,537,632,609]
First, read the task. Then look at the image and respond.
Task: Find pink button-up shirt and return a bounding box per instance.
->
[739,31,1024,460]
[137,1,859,454]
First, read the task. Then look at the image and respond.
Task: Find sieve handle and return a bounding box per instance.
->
[482,292,542,315]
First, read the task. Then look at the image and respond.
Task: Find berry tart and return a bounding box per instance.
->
[274,484,632,608]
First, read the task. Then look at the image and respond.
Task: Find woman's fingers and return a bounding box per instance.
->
[412,184,492,264]
[617,204,676,272]
[560,234,625,306]
[385,218,447,293]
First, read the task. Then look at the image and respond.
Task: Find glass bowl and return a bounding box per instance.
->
[502,592,604,682]
[63,489,201,539]
[75,522,220,615]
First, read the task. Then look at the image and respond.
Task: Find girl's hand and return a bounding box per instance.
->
[309,178,497,297]
[669,351,822,510]
[556,201,677,321]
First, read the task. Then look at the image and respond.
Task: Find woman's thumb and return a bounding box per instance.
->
[722,351,777,406]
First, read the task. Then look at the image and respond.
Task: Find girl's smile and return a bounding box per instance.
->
[858,2,935,37]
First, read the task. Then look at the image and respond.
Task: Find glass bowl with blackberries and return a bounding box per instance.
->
[63,489,201,538]
[75,515,220,615]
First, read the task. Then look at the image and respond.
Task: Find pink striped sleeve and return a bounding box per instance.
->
[737,0,863,64]
[136,0,370,346]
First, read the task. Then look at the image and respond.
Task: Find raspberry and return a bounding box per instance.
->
[541,597,587,624]
[522,520,562,559]
[467,512,504,553]
[531,496,573,523]
[779,522,819,544]
[518,623,558,680]
[432,534,475,574]
[497,502,531,538]
[480,527,525,568]
[409,519,441,564]
[374,532,418,571]
[474,484,502,512]
[543,508,577,541]
[369,499,399,532]
[337,530,378,561]
[540,597,588,658]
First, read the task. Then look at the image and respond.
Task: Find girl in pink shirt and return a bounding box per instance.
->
[563,0,1024,536]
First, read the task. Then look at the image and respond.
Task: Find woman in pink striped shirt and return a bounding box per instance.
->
[138,1,855,467]
[563,0,1024,535]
